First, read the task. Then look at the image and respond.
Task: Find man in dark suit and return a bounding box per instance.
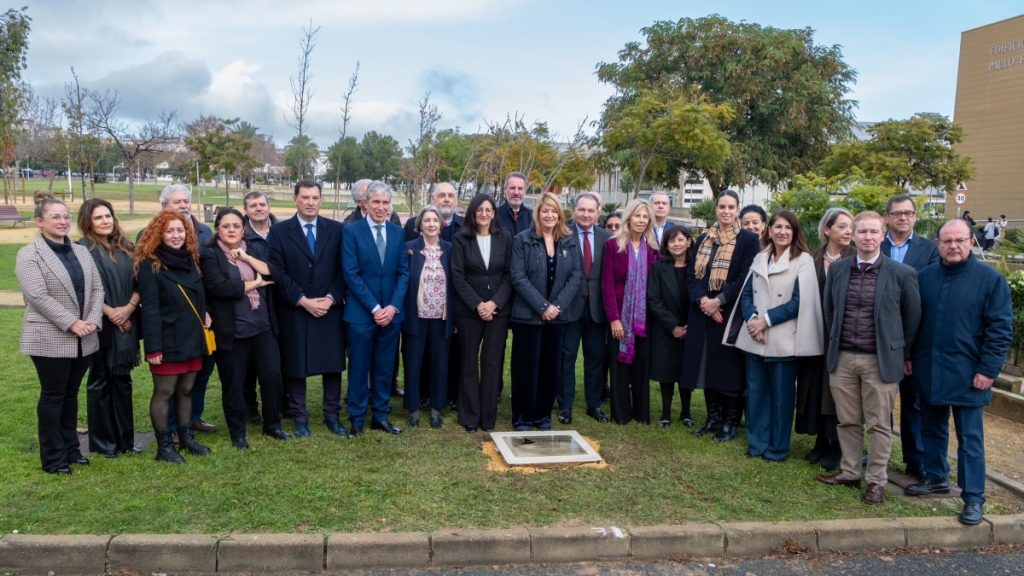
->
[650,192,676,244]
[495,172,532,237]
[344,178,402,227]
[342,181,410,436]
[817,211,921,505]
[267,180,347,438]
[559,193,612,424]
[880,194,939,481]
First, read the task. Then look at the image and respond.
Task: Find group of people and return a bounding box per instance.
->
[17,178,1013,526]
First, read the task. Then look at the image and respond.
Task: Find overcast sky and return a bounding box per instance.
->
[19,0,1024,150]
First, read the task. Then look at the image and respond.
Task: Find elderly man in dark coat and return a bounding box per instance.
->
[905,219,1013,526]
[267,180,347,438]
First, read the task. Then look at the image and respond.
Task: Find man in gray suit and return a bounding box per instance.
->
[817,211,921,505]
[559,193,612,423]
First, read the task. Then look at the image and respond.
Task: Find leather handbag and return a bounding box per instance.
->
[178,284,216,355]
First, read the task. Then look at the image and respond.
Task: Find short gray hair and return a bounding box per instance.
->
[366,180,394,199]
[159,184,191,206]
[415,204,443,234]
[818,207,854,243]
[429,181,456,198]
[351,179,372,203]
[504,171,527,189]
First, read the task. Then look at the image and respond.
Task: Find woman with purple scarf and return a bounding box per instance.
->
[202,208,291,450]
[601,199,660,424]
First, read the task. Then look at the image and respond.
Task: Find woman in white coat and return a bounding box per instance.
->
[725,210,823,462]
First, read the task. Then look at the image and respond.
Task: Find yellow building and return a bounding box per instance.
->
[952,15,1024,222]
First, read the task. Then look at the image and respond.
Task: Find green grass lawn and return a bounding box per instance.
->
[0,302,976,536]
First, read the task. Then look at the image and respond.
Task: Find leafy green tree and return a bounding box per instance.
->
[184,116,257,204]
[597,15,856,195]
[434,128,473,185]
[1,6,31,198]
[324,135,363,187]
[689,198,716,227]
[819,112,974,194]
[767,172,841,247]
[360,131,402,181]
[284,134,319,181]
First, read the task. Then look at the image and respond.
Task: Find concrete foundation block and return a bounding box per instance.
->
[810,518,907,553]
[529,526,630,563]
[721,521,817,557]
[990,514,1024,545]
[108,534,218,574]
[0,534,110,575]
[326,532,429,569]
[430,528,530,566]
[628,523,725,560]
[217,533,324,573]
[901,516,992,549]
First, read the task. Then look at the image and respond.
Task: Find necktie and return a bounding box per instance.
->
[375,224,386,264]
[305,223,315,254]
[583,230,592,276]
[858,262,871,272]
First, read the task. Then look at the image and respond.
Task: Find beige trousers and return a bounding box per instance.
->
[829,351,898,485]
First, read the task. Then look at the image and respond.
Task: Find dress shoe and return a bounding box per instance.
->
[97,451,118,459]
[861,482,885,505]
[263,427,292,440]
[324,418,349,438]
[586,407,609,423]
[712,425,738,442]
[371,420,402,435]
[464,425,479,433]
[819,445,841,471]
[349,425,364,438]
[430,411,443,429]
[47,466,72,476]
[816,473,860,488]
[762,455,784,464]
[191,420,217,433]
[958,502,984,525]
[407,413,420,428]
[905,479,951,496]
[232,437,250,450]
[294,422,311,438]
[72,456,91,466]
[120,446,143,455]
[558,412,572,425]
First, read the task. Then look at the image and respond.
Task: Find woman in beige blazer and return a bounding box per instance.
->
[16,199,104,475]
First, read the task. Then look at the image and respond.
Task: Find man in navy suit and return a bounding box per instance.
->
[495,172,532,237]
[650,192,676,244]
[342,181,410,436]
[267,180,347,438]
[881,194,939,481]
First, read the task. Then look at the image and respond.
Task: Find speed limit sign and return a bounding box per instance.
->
[955,192,967,205]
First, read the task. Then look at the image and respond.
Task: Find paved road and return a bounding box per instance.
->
[356,547,1024,575]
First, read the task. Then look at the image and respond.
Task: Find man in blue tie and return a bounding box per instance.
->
[267,180,346,438]
[342,181,410,436]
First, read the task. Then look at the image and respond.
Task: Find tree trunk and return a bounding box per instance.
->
[128,172,136,216]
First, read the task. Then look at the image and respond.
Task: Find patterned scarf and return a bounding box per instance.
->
[617,241,650,364]
[693,221,740,292]
[217,239,261,310]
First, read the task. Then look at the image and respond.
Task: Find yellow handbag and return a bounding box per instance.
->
[178,285,216,355]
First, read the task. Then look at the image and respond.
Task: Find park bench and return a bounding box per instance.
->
[0,205,28,227]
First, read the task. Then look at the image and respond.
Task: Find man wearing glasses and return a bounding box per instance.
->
[905,219,1012,525]
[881,194,938,483]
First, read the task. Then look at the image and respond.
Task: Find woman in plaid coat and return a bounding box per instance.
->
[16,199,105,475]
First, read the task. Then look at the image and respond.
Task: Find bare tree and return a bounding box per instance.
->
[86,88,178,215]
[62,67,94,199]
[13,88,60,193]
[542,116,589,191]
[405,92,441,212]
[332,62,359,217]
[287,19,319,179]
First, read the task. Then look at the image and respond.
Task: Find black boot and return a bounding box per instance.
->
[693,391,723,437]
[820,440,842,470]
[155,430,185,464]
[179,427,211,456]
[713,396,740,442]
[805,431,829,463]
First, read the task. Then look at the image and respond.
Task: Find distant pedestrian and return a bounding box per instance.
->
[982,218,999,251]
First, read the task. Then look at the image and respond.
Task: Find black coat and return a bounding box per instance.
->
[681,229,759,392]
[495,202,532,238]
[201,244,278,351]
[451,231,513,318]
[137,259,208,363]
[647,260,690,383]
[267,215,346,378]
[509,229,583,324]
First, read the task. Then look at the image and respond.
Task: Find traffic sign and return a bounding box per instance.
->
[957,182,968,191]
[955,192,967,205]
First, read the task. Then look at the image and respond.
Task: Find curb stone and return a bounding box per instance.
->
[1,515,1023,573]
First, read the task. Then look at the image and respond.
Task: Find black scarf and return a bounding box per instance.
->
[156,243,195,271]
[80,238,140,373]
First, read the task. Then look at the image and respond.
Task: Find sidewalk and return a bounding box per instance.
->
[2,515,1023,574]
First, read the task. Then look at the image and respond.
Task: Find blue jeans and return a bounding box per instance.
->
[745,355,798,460]
[921,402,986,505]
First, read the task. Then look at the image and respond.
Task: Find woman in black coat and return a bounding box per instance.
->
[682,190,759,442]
[402,206,454,429]
[201,208,290,450]
[509,193,583,431]
[452,194,513,433]
[135,210,212,463]
[647,225,693,428]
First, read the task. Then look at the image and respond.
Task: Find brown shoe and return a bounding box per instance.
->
[862,482,885,504]
[191,420,217,433]
[816,473,860,488]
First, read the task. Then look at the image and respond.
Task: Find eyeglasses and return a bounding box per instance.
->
[606,224,620,230]
[888,210,916,218]
[939,237,972,246]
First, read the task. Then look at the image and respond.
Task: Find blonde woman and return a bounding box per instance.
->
[601,198,659,424]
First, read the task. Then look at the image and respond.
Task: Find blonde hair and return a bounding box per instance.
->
[531,192,570,240]
[613,199,659,252]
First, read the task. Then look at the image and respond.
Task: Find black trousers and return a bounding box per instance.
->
[402,319,450,412]
[511,322,565,429]
[456,314,507,430]
[215,330,284,439]
[610,336,650,424]
[31,355,90,472]
[86,349,135,455]
[559,313,611,414]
